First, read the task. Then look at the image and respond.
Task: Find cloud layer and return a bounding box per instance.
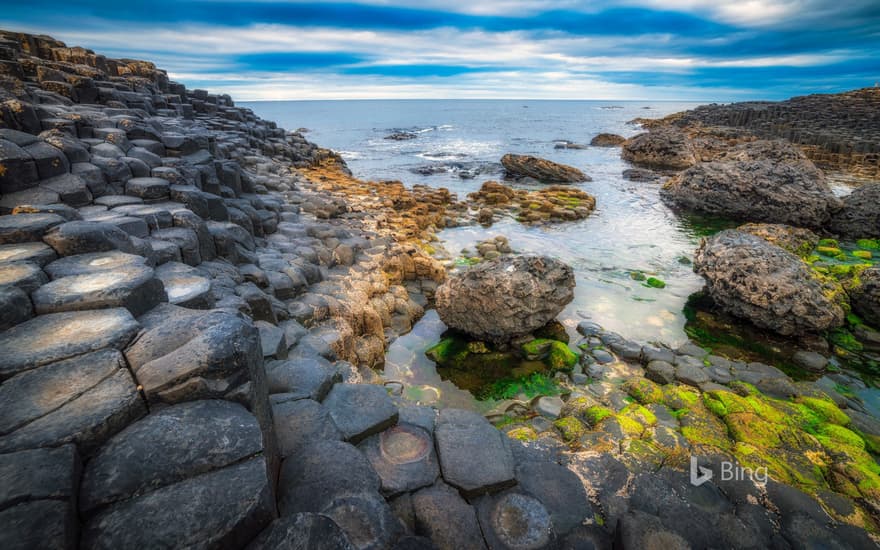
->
[2,1,877,100]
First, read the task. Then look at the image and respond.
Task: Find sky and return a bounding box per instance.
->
[2,1,879,101]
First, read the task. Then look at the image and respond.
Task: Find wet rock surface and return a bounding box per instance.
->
[501,153,589,183]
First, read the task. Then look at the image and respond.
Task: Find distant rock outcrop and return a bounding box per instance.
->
[590,133,626,147]
[501,154,590,183]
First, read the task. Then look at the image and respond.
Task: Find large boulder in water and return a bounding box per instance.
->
[694,230,845,336]
[661,140,841,228]
[851,267,880,327]
[621,127,696,170]
[827,183,880,238]
[435,255,575,342]
[501,154,589,183]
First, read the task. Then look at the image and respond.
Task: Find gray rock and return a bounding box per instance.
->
[434,409,515,497]
[24,140,69,179]
[323,383,399,444]
[256,320,287,360]
[828,183,880,238]
[675,364,711,387]
[32,263,166,316]
[152,226,201,265]
[475,490,556,550]
[80,400,263,514]
[154,261,213,308]
[43,250,149,279]
[500,153,589,183]
[0,138,39,192]
[266,357,339,399]
[0,499,77,550]
[43,220,137,256]
[0,241,57,266]
[645,360,675,385]
[435,255,574,342]
[694,230,845,335]
[81,457,273,550]
[321,492,403,550]
[0,444,79,509]
[411,482,487,550]
[247,513,355,550]
[591,349,614,364]
[851,267,880,327]
[359,423,440,497]
[125,176,170,200]
[0,213,65,244]
[0,284,32,330]
[535,395,564,419]
[0,260,47,293]
[39,173,92,207]
[278,439,379,516]
[792,350,828,372]
[616,509,691,550]
[272,398,343,458]
[622,127,695,170]
[0,308,139,380]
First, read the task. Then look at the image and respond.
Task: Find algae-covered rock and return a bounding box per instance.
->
[435,255,575,343]
[738,223,819,258]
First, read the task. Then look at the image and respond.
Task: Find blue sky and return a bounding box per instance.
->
[3,1,878,100]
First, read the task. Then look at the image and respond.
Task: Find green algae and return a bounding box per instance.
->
[645,277,666,289]
[583,405,614,427]
[478,371,560,401]
[623,378,665,405]
[554,416,587,441]
[507,426,538,442]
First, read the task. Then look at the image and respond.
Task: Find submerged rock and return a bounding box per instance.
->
[661,141,841,228]
[694,230,845,336]
[500,154,589,183]
[384,132,418,141]
[435,255,575,343]
[622,127,696,170]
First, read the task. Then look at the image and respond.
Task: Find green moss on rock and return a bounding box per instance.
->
[554,416,587,441]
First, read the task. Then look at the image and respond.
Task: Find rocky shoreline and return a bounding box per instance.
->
[1,30,879,549]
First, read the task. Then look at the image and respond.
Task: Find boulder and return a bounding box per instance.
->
[622,126,695,170]
[435,255,574,342]
[590,133,626,147]
[661,141,841,228]
[500,154,589,183]
[694,230,845,335]
[154,261,213,308]
[851,267,880,327]
[827,183,880,238]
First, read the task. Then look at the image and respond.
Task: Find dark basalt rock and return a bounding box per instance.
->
[0,213,65,244]
[694,230,845,335]
[0,260,47,293]
[0,241,58,266]
[475,490,557,550]
[827,183,880,238]
[321,492,403,550]
[0,499,78,550]
[272,398,343,458]
[0,444,79,510]
[501,153,589,183]
[435,254,575,343]
[359,423,440,496]
[247,513,355,550]
[514,457,592,535]
[323,383,399,444]
[851,267,880,327]
[411,482,487,550]
[32,264,166,316]
[42,221,138,256]
[0,284,32,330]
[266,357,340,400]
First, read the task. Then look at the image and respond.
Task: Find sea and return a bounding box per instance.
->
[242,99,737,408]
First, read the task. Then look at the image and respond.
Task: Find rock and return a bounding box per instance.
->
[616,509,691,550]
[738,223,819,257]
[277,439,379,516]
[385,132,418,141]
[475,490,556,550]
[272,398,343,458]
[590,133,626,147]
[0,241,57,266]
[501,153,589,183]
[359,423,440,496]
[256,320,287,360]
[645,360,675,385]
[320,492,403,550]
[675,364,710,387]
[79,400,263,514]
[323,383,399,444]
[851,267,880,327]
[694,230,845,335]
[0,213,65,244]
[827,183,880,238]
[81,457,273,550]
[622,127,695,170]
[32,264,166,316]
[154,261,213,308]
[0,308,139,380]
[514,458,591,536]
[661,141,840,227]
[791,350,828,372]
[124,176,170,200]
[0,444,79,510]
[435,255,574,343]
[622,168,660,182]
[0,260,47,293]
[535,395,564,419]
[0,284,32,330]
[42,221,137,256]
[0,138,39,192]
[434,409,515,497]
[39,173,92,207]
[247,513,355,550]
[124,304,262,404]
[411,482,487,550]
[266,357,339,400]
[0,499,77,550]
[43,250,148,279]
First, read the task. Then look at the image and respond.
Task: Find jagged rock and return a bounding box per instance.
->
[828,183,880,238]
[622,127,695,170]
[0,308,139,380]
[358,423,440,496]
[125,304,263,404]
[411,482,487,550]
[435,255,574,342]
[81,457,273,550]
[434,409,515,497]
[0,260,47,292]
[0,212,65,244]
[42,221,137,256]
[694,230,845,335]
[385,132,418,141]
[32,263,165,316]
[590,133,626,147]
[255,320,287,360]
[661,141,840,227]
[79,400,263,514]
[0,241,57,266]
[272,398,343,458]
[501,153,589,183]
[154,261,213,308]
[247,513,355,550]
[851,267,880,327]
[323,383,399,444]
[277,439,379,516]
